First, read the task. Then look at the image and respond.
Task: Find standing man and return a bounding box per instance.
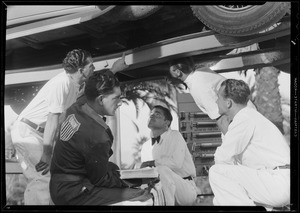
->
[50,70,153,205]
[10,49,128,205]
[209,79,290,208]
[10,49,95,205]
[168,58,256,135]
[140,105,199,205]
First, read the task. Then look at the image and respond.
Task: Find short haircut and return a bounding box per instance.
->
[220,79,250,105]
[84,69,120,101]
[153,105,173,127]
[62,49,92,74]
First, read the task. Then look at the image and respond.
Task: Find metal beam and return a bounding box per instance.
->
[5,20,290,85]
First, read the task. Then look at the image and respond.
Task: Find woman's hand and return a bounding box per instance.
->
[111,52,129,74]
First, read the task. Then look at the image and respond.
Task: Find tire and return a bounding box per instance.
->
[190,3,290,36]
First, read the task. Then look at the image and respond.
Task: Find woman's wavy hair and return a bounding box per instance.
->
[166,57,195,89]
[85,69,120,101]
[62,49,92,74]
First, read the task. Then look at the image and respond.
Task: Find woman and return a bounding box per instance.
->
[168,58,256,134]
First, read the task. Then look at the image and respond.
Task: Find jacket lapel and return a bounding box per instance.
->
[81,103,114,141]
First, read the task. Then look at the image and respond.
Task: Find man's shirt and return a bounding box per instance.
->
[184,68,226,120]
[19,71,82,127]
[141,129,196,178]
[214,107,290,169]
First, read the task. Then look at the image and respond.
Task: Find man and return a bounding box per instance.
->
[140,105,199,205]
[10,49,95,205]
[209,79,290,208]
[168,58,256,134]
[49,70,153,205]
[10,49,128,205]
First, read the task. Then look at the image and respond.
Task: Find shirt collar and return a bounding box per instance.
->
[150,129,170,145]
[184,72,193,87]
[65,71,81,88]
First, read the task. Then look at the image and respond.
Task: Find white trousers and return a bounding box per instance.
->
[209,164,290,207]
[156,165,198,205]
[10,120,51,205]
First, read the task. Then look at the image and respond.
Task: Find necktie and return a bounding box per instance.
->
[102,116,106,122]
[151,135,160,145]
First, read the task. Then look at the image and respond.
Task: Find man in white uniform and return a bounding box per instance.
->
[140,105,198,205]
[210,79,290,208]
[10,49,128,205]
[10,49,95,205]
[169,58,256,134]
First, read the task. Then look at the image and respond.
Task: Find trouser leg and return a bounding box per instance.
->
[11,121,50,205]
[157,165,197,205]
[209,164,290,207]
[156,166,176,205]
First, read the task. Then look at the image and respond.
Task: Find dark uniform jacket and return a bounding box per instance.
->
[49,100,150,205]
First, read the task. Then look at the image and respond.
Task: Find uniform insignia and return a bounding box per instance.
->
[60,114,81,141]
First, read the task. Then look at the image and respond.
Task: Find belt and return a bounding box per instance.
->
[52,173,85,182]
[273,165,290,170]
[20,118,44,133]
[183,176,193,181]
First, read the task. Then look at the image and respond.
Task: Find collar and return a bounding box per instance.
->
[81,103,108,129]
[184,72,193,86]
[66,72,81,88]
[98,114,106,122]
[151,135,161,145]
[230,106,249,125]
[150,129,170,145]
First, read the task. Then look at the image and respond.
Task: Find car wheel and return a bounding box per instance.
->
[190,3,290,36]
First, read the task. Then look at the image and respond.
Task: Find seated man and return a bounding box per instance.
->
[140,105,199,205]
[49,70,153,205]
[210,79,290,208]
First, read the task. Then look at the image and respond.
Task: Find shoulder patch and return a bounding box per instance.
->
[60,114,81,141]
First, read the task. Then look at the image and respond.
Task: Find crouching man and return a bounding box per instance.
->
[140,105,199,205]
[209,79,290,209]
[49,70,153,205]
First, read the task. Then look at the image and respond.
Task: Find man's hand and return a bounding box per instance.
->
[110,52,129,74]
[35,145,52,175]
[140,160,155,168]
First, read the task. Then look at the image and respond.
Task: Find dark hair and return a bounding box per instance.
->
[62,49,92,74]
[169,58,194,74]
[153,105,173,127]
[167,58,195,89]
[220,79,250,105]
[84,69,120,101]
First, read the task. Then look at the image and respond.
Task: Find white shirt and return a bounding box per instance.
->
[214,107,290,169]
[141,129,196,178]
[184,68,226,119]
[19,71,82,128]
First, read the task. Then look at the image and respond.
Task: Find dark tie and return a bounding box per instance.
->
[151,136,160,145]
[102,116,106,122]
